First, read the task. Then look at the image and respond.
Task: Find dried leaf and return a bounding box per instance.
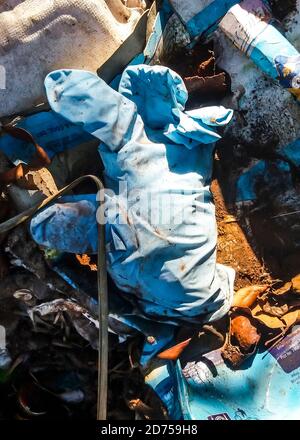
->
[251,303,284,329]
[281,309,300,328]
[274,281,292,296]
[232,285,268,308]
[76,254,97,271]
[251,302,300,331]
[157,338,192,361]
[292,275,300,294]
[231,315,260,352]
[197,56,215,76]
[262,301,289,317]
[127,399,165,420]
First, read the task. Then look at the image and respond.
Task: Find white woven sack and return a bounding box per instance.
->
[0,0,144,116]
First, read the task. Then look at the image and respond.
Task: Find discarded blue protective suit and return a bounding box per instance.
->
[31,65,235,327]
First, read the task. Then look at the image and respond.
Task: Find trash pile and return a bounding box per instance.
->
[0,0,299,421]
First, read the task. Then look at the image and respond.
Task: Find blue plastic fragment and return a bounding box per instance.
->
[0,111,95,165]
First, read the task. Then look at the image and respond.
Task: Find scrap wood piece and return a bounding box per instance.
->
[184,72,227,94]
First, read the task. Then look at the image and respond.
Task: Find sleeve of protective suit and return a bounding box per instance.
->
[45,70,137,152]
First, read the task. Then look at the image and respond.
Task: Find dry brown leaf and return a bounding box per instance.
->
[251,303,284,329]
[76,254,97,272]
[157,338,192,360]
[274,281,292,296]
[262,301,289,317]
[231,315,260,351]
[281,309,300,328]
[252,302,300,331]
[232,285,268,308]
[292,275,300,294]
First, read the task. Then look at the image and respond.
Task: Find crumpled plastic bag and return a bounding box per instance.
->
[31,64,235,326]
